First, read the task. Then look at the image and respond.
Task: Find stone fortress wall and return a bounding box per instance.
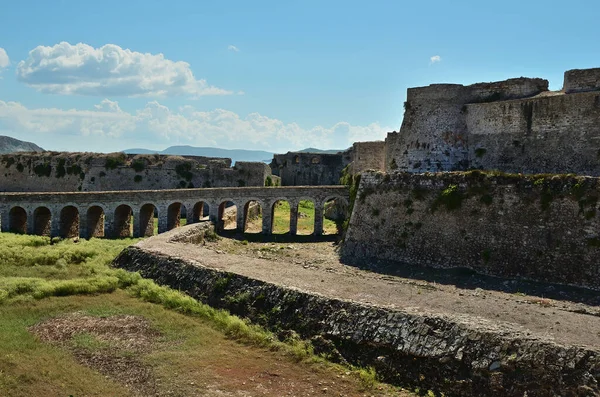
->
[270,141,386,186]
[385,67,600,175]
[0,152,270,192]
[342,67,600,290]
[341,171,600,289]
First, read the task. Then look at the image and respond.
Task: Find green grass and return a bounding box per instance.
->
[0,233,403,396]
[271,200,337,235]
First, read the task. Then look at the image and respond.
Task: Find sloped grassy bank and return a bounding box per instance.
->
[113,224,600,397]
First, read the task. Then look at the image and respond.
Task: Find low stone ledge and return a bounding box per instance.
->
[113,242,600,397]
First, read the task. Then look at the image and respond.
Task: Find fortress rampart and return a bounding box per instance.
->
[342,171,600,289]
[0,152,270,192]
[386,68,600,175]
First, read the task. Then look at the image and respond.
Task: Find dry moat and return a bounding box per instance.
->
[115,223,600,397]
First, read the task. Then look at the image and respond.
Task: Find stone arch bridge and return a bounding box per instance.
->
[0,186,348,239]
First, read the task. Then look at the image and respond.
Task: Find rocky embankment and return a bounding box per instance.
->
[113,223,600,396]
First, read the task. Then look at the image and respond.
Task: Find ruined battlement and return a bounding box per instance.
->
[387,67,600,175]
[406,77,548,105]
[563,67,600,93]
[0,152,270,192]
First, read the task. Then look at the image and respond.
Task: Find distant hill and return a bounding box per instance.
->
[124,145,347,164]
[295,147,347,154]
[124,145,275,164]
[0,136,44,154]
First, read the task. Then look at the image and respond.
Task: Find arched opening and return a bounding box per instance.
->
[60,206,80,238]
[139,204,157,237]
[323,198,347,235]
[297,200,315,235]
[87,206,105,238]
[271,200,291,234]
[191,201,208,223]
[167,202,183,231]
[9,206,27,234]
[243,200,263,233]
[33,207,51,236]
[218,201,237,231]
[114,205,133,238]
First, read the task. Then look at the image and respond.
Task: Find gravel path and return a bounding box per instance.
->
[136,225,600,350]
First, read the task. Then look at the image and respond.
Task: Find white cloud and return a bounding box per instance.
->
[0,48,9,69]
[430,55,441,64]
[227,45,240,52]
[0,100,391,152]
[16,42,233,97]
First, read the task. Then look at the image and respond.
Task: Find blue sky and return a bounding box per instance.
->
[0,0,599,153]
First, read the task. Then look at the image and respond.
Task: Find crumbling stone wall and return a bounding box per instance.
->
[0,152,270,192]
[270,151,352,186]
[342,171,600,289]
[348,141,385,174]
[564,67,600,93]
[270,144,386,187]
[385,68,600,176]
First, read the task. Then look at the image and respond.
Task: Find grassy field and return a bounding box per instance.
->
[0,233,407,396]
[247,200,338,235]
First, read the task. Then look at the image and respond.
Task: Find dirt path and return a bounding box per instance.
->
[137,226,600,350]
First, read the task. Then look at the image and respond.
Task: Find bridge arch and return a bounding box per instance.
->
[270,198,292,234]
[322,196,348,235]
[86,205,105,238]
[60,205,80,238]
[167,202,183,231]
[240,198,264,233]
[9,206,27,234]
[139,203,157,237]
[190,200,209,224]
[296,197,317,235]
[217,199,238,232]
[114,204,133,238]
[33,206,52,236]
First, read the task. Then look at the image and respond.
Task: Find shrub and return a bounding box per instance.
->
[131,159,145,172]
[33,163,52,177]
[105,153,126,170]
[432,184,463,211]
[55,159,66,178]
[175,162,193,181]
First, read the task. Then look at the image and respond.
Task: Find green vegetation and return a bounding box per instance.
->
[130,159,146,172]
[474,148,487,158]
[134,175,143,183]
[16,163,24,172]
[55,159,67,178]
[2,156,15,168]
[432,184,463,212]
[33,162,52,177]
[264,175,280,187]
[0,233,400,396]
[175,162,193,181]
[104,153,126,170]
[269,200,337,235]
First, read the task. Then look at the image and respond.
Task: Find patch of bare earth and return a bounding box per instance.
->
[28,310,406,396]
[29,313,161,396]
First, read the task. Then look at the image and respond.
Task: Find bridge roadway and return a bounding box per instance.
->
[0,186,348,238]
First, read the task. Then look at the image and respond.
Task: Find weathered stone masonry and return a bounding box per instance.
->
[342,171,600,289]
[0,152,271,192]
[0,186,347,238]
[386,67,600,175]
[270,141,386,186]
